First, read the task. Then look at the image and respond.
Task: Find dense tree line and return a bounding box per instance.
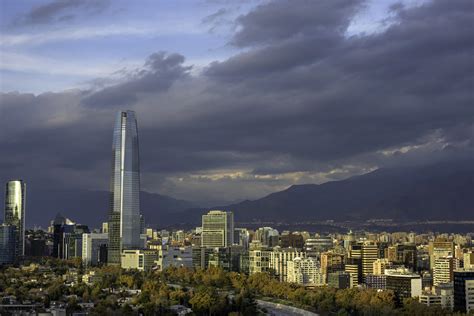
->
[0,262,469,315]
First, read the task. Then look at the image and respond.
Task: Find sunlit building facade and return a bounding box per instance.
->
[4,180,26,258]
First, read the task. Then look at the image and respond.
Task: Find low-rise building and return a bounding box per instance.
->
[121,249,158,271]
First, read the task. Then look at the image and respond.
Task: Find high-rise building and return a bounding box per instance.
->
[270,247,306,282]
[82,233,109,266]
[287,257,323,285]
[429,238,454,270]
[108,110,142,265]
[321,251,345,283]
[0,224,16,265]
[433,257,455,286]
[373,258,393,275]
[453,269,474,313]
[254,227,279,247]
[4,180,26,258]
[201,210,234,248]
[362,243,380,280]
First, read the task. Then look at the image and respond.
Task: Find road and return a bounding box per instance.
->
[256,299,319,316]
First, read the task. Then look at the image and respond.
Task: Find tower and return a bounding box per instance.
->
[4,180,26,259]
[108,110,142,265]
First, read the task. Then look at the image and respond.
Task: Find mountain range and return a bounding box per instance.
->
[10,159,474,229]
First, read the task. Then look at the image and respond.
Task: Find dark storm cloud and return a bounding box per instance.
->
[15,0,110,25]
[82,52,192,107]
[231,0,364,47]
[1,0,473,203]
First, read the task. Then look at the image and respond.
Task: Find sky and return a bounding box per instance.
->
[0,0,473,205]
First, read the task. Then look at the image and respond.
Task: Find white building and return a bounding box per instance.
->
[433,257,454,286]
[287,257,323,286]
[121,249,158,271]
[156,245,193,271]
[270,247,306,282]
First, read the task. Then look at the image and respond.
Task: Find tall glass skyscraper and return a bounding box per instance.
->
[108,111,142,265]
[4,180,26,258]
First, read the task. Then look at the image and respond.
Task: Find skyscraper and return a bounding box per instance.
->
[4,180,26,258]
[108,110,142,265]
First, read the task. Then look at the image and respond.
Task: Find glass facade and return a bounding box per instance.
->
[4,180,26,258]
[108,111,142,265]
[0,224,16,265]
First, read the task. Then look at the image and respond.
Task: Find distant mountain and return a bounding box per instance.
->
[15,159,474,229]
[22,189,195,229]
[222,159,474,222]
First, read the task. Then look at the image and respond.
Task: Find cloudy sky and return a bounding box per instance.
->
[0,0,473,205]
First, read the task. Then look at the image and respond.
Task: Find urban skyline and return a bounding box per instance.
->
[0,1,473,314]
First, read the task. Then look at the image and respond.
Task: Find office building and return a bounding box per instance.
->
[464,251,474,269]
[208,246,245,272]
[345,257,362,287]
[365,274,387,290]
[280,232,305,249]
[419,283,454,310]
[433,256,455,286]
[0,224,16,265]
[201,210,234,248]
[429,238,454,270]
[157,246,193,271]
[385,268,422,305]
[304,235,333,255]
[192,246,213,270]
[453,269,474,313]
[362,243,380,280]
[234,228,250,249]
[373,258,392,275]
[4,180,26,258]
[254,227,279,247]
[82,233,109,266]
[108,110,143,265]
[328,271,351,289]
[121,249,158,271]
[320,251,344,283]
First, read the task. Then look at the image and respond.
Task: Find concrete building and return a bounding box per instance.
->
[373,258,392,275]
[429,238,454,271]
[287,257,323,286]
[320,251,344,283]
[156,246,193,270]
[328,271,351,289]
[121,249,158,271]
[453,269,474,313]
[419,284,453,310]
[201,210,234,248]
[365,274,387,290]
[82,233,109,266]
[254,227,279,247]
[433,256,455,286]
[385,268,422,305]
[270,247,306,282]
[249,246,272,275]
